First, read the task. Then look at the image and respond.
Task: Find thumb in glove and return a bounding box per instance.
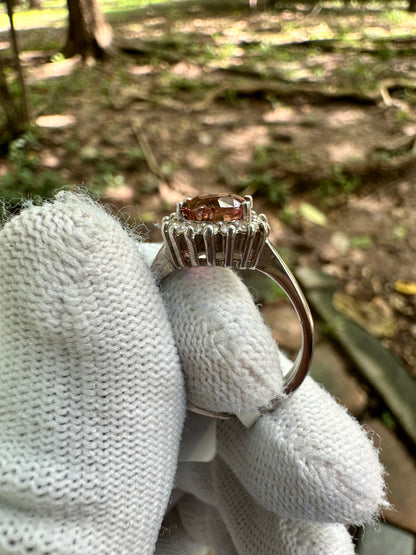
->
[0,193,185,554]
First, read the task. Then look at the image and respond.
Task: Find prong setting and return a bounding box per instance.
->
[203,225,216,265]
[176,201,184,218]
[225,225,236,266]
[153,193,314,415]
[242,197,252,220]
[161,205,270,270]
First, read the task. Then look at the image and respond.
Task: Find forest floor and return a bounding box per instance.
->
[0,0,415,374]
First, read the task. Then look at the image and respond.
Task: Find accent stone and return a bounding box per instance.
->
[181,193,245,222]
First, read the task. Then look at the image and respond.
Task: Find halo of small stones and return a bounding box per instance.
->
[162,211,270,270]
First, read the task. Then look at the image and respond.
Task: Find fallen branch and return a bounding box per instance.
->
[114,36,182,64]
[122,73,416,115]
[240,36,416,56]
[129,121,166,182]
[195,77,379,107]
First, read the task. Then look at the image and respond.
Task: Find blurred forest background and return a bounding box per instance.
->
[1,0,416,543]
[0,0,415,375]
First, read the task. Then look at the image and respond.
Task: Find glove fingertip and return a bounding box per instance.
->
[160,266,284,414]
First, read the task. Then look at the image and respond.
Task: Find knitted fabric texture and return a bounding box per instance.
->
[155,508,207,555]
[177,495,238,555]
[146,245,386,554]
[216,377,387,524]
[0,195,387,555]
[159,267,284,413]
[172,378,386,552]
[176,457,355,555]
[0,194,185,554]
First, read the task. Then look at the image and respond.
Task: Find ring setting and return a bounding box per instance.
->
[152,193,314,421]
[161,194,270,271]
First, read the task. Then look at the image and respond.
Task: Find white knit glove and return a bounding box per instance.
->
[0,194,185,554]
[0,194,386,555]
[154,252,387,555]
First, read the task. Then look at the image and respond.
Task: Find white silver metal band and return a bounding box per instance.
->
[151,238,314,420]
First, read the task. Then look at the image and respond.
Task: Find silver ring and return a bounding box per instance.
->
[151,193,314,419]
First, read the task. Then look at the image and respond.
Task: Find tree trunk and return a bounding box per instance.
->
[5,0,30,123]
[29,0,42,9]
[63,0,112,60]
[0,56,24,146]
[409,0,416,12]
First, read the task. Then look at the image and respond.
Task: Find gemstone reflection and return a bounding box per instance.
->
[181,193,245,222]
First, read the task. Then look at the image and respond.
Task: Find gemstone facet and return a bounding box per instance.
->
[181,193,245,222]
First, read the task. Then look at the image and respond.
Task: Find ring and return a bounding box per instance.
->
[152,193,314,420]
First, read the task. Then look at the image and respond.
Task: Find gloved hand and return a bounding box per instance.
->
[154,252,387,555]
[0,193,386,555]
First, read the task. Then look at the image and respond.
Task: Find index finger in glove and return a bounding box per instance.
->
[176,458,355,555]
[216,376,387,524]
[158,266,285,414]
[155,257,387,525]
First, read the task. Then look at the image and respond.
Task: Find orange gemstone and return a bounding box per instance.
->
[181,193,245,222]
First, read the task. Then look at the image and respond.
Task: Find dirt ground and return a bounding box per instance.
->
[2,0,416,374]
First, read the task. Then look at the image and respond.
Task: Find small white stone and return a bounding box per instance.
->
[330,231,350,255]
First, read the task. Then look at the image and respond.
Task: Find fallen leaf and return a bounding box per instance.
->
[299,202,327,226]
[393,225,408,240]
[395,281,416,295]
[332,291,397,338]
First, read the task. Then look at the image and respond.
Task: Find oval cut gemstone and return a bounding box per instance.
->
[181,193,245,222]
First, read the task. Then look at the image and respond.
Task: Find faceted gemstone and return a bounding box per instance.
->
[181,193,245,222]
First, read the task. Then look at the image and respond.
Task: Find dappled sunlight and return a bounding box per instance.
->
[326,141,367,164]
[102,183,135,202]
[128,64,154,75]
[185,149,211,169]
[35,114,76,128]
[263,106,298,124]
[219,125,270,164]
[325,107,367,127]
[39,149,60,168]
[27,56,80,82]
[172,61,203,79]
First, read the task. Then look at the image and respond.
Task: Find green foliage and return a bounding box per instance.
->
[126,147,145,163]
[158,72,207,95]
[382,9,415,24]
[396,108,412,123]
[236,143,305,207]
[0,130,65,208]
[381,409,396,431]
[31,67,96,114]
[238,171,290,207]
[349,234,373,249]
[0,0,169,31]
[222,88,240,105]
[236,140,310,207]
[90,172,126,194]
[317,164,361,204]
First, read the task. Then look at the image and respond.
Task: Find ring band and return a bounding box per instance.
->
[151,193,314,420]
